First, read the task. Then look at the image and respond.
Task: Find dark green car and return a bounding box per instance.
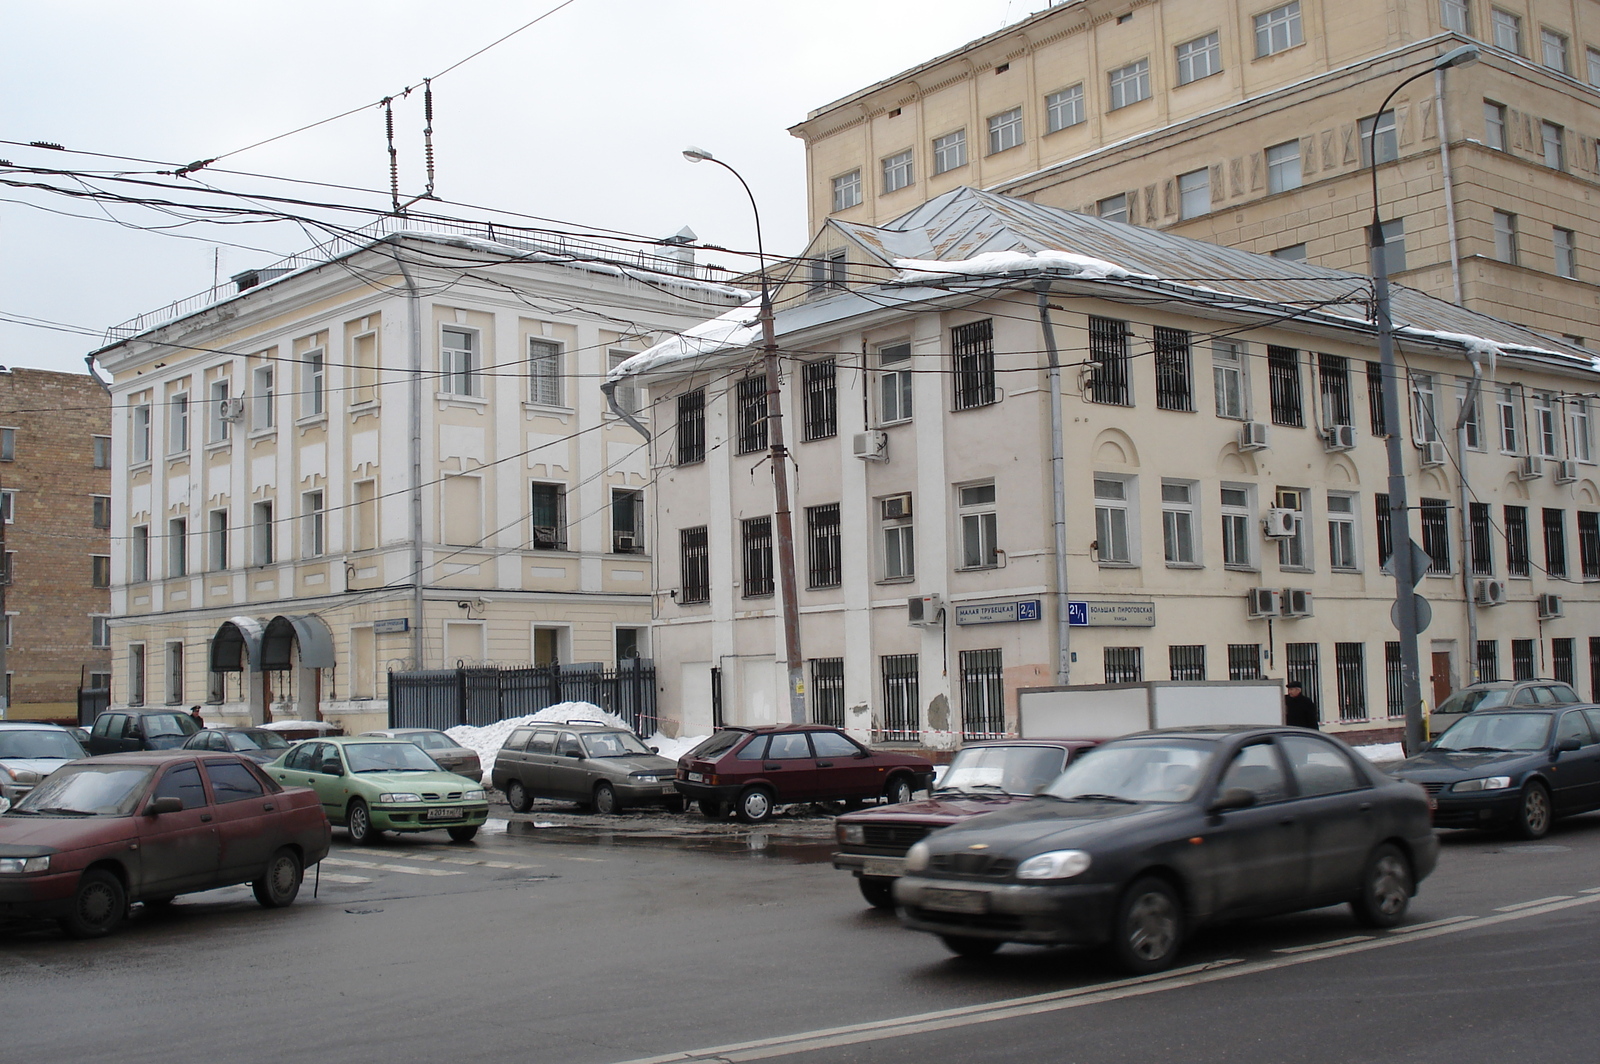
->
[265,737,489,844]
[492,724,683,814]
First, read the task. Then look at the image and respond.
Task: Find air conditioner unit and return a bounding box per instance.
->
[1537,592,1564,620]
[881,493,913,520]
[219,397,244,422]
[1246,588,1281,619]
[1262,508,1297,538]
[1322,424,1357,452]
[1238,421,1269,451]
[1474,578,1507,606]
[1518,455,1545,480]
[1420,441,1447,468]
[1555,459,1578,484]
[907,593,943,627]
[613,534,638,554]
[1281,588,1314,618]
[852,430,888,461]
[531,526,560,549]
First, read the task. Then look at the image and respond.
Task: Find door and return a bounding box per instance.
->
[137,761,221,897]
[1550,710,1600,812]
[523,729,560,797]
[204,758,280,880]
[1202,741,1309,916]
[1431,652,1453,712]
[760,731,820,802]
[810,730,879,800]
[1278,734,1376,901]
[547,732,588,799]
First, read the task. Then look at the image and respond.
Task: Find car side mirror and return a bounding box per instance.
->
[1208,787,1257,814]
[1556,737,1582,753]
[566,750,583,759]
[319,759,344,776]
[146,796,184,816]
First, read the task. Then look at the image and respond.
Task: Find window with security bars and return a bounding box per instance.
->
[1421,498,1451,574]
[880,654,920,740]
[1318,354,1352,427]
[1543,508,1567,578]
[528,339,562,406]
[679,526,709,604]
[1104,647,1143,683]
[1471,503,1495,576]
[1376,493,1394,571]
[1228,644,1262,680]
[952,320,997,410]
[1553,638,1575,687]
[741,517,774,597]
[1477,640,1500,684]
[1334,643,1368,722]
[811,658,845,728]
[1088,317,1131,405]
[1268,346,1302,427]
[802,359,837,441]
[1505,506,1530,576]
[1386,643,1404,718]
[676,390,705,465]
[1366,361,1389,437]
[736,375,768,454]
[1591,638,1600,700]
[530,484,566,551]
[1153,327,1192,411]
[1579,512,1600,580]
[1512,639,1535,681]
[960,648,1006,739]
[807,504,841,589]
[1285,643,1320,707]
[1169,645,1206,681]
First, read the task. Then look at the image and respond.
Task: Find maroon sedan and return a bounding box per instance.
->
[675,725,935,824]
[0,751,330,938]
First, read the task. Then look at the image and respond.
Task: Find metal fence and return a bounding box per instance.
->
[388,662,657,735]
[78,686,110,726]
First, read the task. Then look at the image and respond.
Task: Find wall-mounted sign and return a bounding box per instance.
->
[1067,600,1155,627]
[373,618,410,634]
[954,599,1042,626]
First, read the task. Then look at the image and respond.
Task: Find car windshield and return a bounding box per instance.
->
[9,764,155,816]
[1040,739,1213,804]
[345,742,441,773]
[228,731,289,752]
[1433,712,1552,753]
[582,731,651,757]
[939,746,1068,796]
[0,729,85,760]
[1433,688,1511,716]
[144,714,197,738]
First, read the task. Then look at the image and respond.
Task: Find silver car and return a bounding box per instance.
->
[492,724,682,815]
[1429,679,1581,738]
[361,728,482,783]
[0,722,87,808]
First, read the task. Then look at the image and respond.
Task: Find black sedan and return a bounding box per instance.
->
[894,726,1437,973]
[1388,706,1600,839]
[182,727,292,765]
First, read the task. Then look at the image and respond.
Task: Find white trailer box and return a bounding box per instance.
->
[1017,681,1283,739]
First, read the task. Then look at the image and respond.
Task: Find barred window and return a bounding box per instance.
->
[806,504,842,589]
[1421,498,1451,574]
[1512,638,1535,681]
[679,526,710,604]
[1366,361,1390,437]
[1578,511,1599,579]
[880,654,920,740]
[1334,643,1368,722]
[1169,645,1206,681]
[528,339,562,406]
[1543,508,1567,578]
[1104,647,1143,683]
[1088,316,1131,406]
[802,359,837,441]
[811,658,845,728]
[676,389,705,465]
[1505,505,1530,576]
[1228,644,1262,680]
[1386,642,1405,718]
[736,375,768,454]
[1153,327,1192,411]
[1375,492,1394,571]
[1471,503,1495,576]
[1477,640,1500,684]
[960,648,1005,739]
[1285,642,1320,706]
[952,320,997,411]
[1268,346,1302,427]
[1553,638,1575,688]
[1318,354,1351,427]
[1591,638,1600,700]
[741,517,774,597]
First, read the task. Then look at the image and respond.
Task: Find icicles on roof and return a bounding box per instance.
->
[609,297,763,382]
[892,248,1153,284]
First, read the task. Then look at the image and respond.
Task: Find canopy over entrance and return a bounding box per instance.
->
[209,616,265,673]
[262,614,335,670]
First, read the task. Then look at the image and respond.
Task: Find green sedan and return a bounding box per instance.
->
[265,737,489,844]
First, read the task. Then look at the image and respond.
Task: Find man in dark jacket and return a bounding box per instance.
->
[1284,682,1320,730]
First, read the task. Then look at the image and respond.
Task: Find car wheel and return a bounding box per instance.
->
[593,782,622,816]
[505,779,533,813]
[698,798,728,819]
[1511,781,1552,840]
[59,869,126,939]
[884,776,914,806]
[1350,843,1412,928]
[940,935,999,958]
[252,847,303,909]
[858,876,896,910]
[663,796,686,814]
[1110,877,1184,974]
[347,798,381,845]
[447,825,479,843]
[735,786,775,824]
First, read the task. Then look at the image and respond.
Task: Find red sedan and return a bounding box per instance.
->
[0,750,330,937]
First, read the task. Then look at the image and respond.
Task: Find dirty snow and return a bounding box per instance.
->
[444,702,707,785]
[894,249,1153,284]
[1353,742,1406,763]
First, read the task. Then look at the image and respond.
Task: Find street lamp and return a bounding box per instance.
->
[683,147,807,724]
[1367,43,1478,755]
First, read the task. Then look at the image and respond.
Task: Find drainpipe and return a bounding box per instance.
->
[601,380,651,442]
[84,355,112,395]
[388,241,426,667]
[1035,281,1072,686]
[1457,351,1485,680]
[1435,69,1465,307]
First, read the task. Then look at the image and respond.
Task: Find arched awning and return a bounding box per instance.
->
[262,614,336,670]
[209,616,265,673]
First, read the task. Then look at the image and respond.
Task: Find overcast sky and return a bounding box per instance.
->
[1,0,1045,375]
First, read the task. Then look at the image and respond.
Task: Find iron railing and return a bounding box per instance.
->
[388,661,657,736]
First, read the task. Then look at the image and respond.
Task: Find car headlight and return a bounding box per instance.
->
[837,824,865,845]
[462,790,485,802]
[378,792,424,804]
[1452,776,1513,793]
[1015,850,1092,880]
[631,774,660,784]
[2,767,41,784]
[904,841,930,873]
[0,856,49,874]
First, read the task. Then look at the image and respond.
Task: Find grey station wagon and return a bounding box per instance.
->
[492,724,683,815]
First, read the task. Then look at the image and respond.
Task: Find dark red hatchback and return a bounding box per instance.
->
[674,725,935,823]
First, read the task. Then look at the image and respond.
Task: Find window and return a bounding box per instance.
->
[1176,33,1221,84]
[1154,327,1192,411]
[1377,219,1406,272]
[1367,361,1390,437]
[1221,485,1254,569]
[1088,316,1131,405]
[91,614,111,647]
[172,397,196,457]
[1505,505,1530,576]
[93,435,110,469]
[208,509,228,571]
[1162,481,1198,565]
[1553,639,1576,688]
[530,483,566,550]
[131,403,151,464]
[1512,638,1534,681]
[676,389,705,465]
[1541,121,1565,170]
[1498,385,1521,452]
[806,503,841,589]
[352,330,378,405]
[1328,493,1359,570]
[742,516,774,597]
[1285,641,1320,707]
[880,654,920,740]
[1533,391,1558,457]
[1458,380,1483,450]
[882,496,914,580]
[0,428,13,462]
[0,490,12,525]
[960,482,999,569]
[878,342,913,424]
[1046,85,1085,132]
[1318,354,1352,427]
[1477,640,1500,684]
[1276,487,1310,570]
[1440,0,1471,34]
[1589,47,1600,86]
[208,379,231,443]
[882,150,913,193]
[831,170,862,212]
[1483,101,1506,150]
[1580,511,1600,579]
[168,517,188,577]
[1411,371,1441,442]
[1471,502,1495,576]
[1569,399,1592,462]
[1334,643,1369,722]
[811,658,845,728]
[1255,2,1303,56]
[440,327,477,396]
[1359,110,1397,166]
[736,374,768,454]
[1544,508,1567,578]
[302,350,325,417]
[1268,346,1303,427]
[1375,493,1394,572]
[612,489,643,554]
[607,352,639,415]
[960,649,1005,739]
[1493,210,1518,263]
[166,641,184,705]
[1491,8,1521,53]
[952,319,997,410]
[1097,194,1128,224]
[1541,28,1569,72]
[1104,647,1143,684]
[129,645,145,706]
[301,491,324,558]
[1549,227,1579,279]
[1178,168,1210,219]
[528,339,562,406]
[987,108,1023,154]
[252,501,274,566]
[92,494,111,529]
[932,131,966,175]
[1266,140,1301,193]
[251,365,275,430]
[1169,645,1207,681]
[1094,476,1133,565]
[1108,59,1151,109]
[1272,244,1307,262]
[132,524,149,582]
[1213,341,1246,419]
[1228,644,1262,680]
[1421,498,1451,574]
[91,556,111,589]
[802,359,837,441]
[679,526,709,603]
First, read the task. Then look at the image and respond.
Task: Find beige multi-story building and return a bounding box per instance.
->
[90,222,744,733]
[791,0,1600,345]
[613,187,1600,745]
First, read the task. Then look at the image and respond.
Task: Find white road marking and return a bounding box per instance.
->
[1494,895,1573,911]
[1385,915,1473,934]
[318,873,372,884]
[383,853,536,870]
[1581,886,1600,894]
[321,857,464,877]
[607,893,1600,1064]
[1272,935,1372,953]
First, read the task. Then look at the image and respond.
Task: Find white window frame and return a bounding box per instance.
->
[877,342,913,425]
[1541,27,1569,72]
[1411,371,1441,443]
[1360,110,1398,166]
[881,150,913,193]
[831,169,862,212]
[1097,194,1128,224]
[1094,475,1136,566]
[253,500,274,566]
[131,403,151,464]
[302,348,325,418]
[1440,0,1471,34]
[1254,2,1303,57]
[608,351,639,415]
[880,498,914,581]
[441,327,478,397]
[91,614,111,649]
[1533,392,1558,458]
[168,392,189,454]
[1541,121,1565,170]
[251,365,275,431]
[1176,32,1221,85]
[1045,84,1085,132]
[1483,100,1506,150]
[131,524,149,582]
[1276,488,1312,571]
[1213,340,1248,420]
[208,508,228,571]
[1493,210,1518,264]
[1221,484,1256,570]
[987,108,1023,155]
[168,516,188,578]
[92,494,111,529]
[958,482,999,570]
[208,378,231,443]
[1161,480,1200,567]
[1327,492,1360,571]
[1108,59,1151,109]
[93,434,110,469]
[1498,386,1521,454]
[1568,398,1593,463]
[1554,227,1577,278]
[1588,47,1600,87]
[1266,140,1301,193]
[1457,380,1484,451]
[932,130,967,175]
[302,491,325,558]
[1491,8,1522,53]
[1178,168,1210,219]
[528,337,563,406]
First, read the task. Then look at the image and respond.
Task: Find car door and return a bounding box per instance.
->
[136,760,221,898]
[494,728,533,789]
[87,713,123,755]
[1278,733,1376,901]
[810,729,878,799]
[204,757,282,881]
[761,732,819,802]
[1550,710,1600,812]
[1201,739,1310,917]
[548,732,587,799]
[523,729,560,796]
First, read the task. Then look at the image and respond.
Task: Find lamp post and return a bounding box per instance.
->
[1367,43,1478,754]
[683,147,806,724]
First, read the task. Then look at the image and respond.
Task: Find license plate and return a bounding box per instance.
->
[1427,796,1438,811]
[862,856,904,877]
[425,807,458,821]
[921,888,987,915]
[687,772,704,783]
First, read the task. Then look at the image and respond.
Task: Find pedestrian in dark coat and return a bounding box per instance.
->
[1284,683,1320,730]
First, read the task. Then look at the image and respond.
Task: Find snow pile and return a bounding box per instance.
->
[1353,742,1406,764]
[444,702,709,782]
[609,297,762,381]
[894,248,1152,284]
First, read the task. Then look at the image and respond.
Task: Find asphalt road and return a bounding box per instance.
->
[3,805,1598,1064]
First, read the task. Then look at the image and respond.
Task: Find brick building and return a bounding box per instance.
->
[0,368,113,721]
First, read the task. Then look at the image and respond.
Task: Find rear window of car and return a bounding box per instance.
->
[529,730,558,754]
[735,735,771,761]
[145,714,197,738]
[503,728,533,752]
[687,730,745,761]
[1549,685,1580,704]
